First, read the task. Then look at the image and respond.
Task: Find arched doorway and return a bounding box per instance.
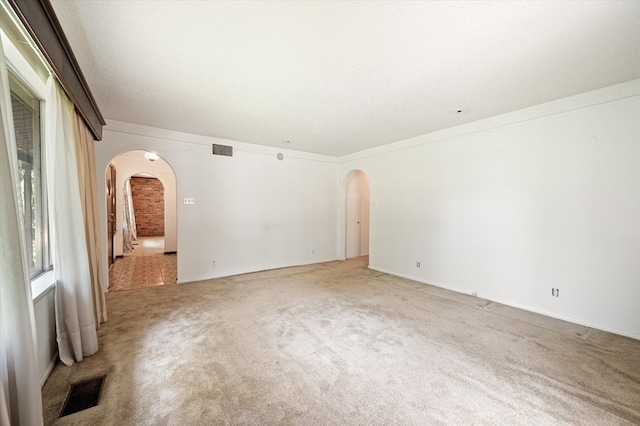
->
[123,173,165,254]
[344,170,370,259]
[105,150,177,290]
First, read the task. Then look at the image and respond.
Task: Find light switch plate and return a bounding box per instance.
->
[183,198,195,205]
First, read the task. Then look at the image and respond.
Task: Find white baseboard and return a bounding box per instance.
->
[40,351,58,388]
[368,266,640,341]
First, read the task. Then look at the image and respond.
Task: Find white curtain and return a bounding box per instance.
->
[45,77,99,366]
[0,38,43,425]
[0,372,9,425]
[123,178,136,252]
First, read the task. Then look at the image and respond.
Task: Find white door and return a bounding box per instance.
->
[346,195,361,259]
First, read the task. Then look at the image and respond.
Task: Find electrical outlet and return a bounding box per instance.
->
[212,260,216,266]
[551,288,560,297]
[183,197,195,205]
[416,261,421,268]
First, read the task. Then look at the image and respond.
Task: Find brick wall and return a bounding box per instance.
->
[130,177,164,236]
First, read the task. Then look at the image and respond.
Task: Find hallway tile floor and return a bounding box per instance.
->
[108,237,177,291]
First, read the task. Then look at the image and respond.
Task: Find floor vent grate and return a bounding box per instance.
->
[60,375,106,417]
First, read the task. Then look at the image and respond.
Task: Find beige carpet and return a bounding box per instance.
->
[42,257,640,425]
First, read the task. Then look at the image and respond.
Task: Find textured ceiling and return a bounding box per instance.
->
[50,1,640,156]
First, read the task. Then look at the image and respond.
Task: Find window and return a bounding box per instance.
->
[9,73,50,279]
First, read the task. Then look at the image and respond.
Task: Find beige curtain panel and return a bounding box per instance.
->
[73,109,107,326]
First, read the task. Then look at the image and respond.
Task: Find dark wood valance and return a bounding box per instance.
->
[8,0,105,140]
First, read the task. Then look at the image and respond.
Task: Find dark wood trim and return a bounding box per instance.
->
[8,0,105,140]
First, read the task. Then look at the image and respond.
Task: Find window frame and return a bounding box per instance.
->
[2,26,53,297]
[9,72,50,279]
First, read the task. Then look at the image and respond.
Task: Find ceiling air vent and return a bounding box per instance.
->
[211,143,233,157]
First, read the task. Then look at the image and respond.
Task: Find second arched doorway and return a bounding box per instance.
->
[344,170,370,259]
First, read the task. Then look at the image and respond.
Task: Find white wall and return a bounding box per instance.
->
[95,122,338,284]
[340,81,640,339]
[110,152,177,256]
[33,286,56,387]
[93,81,639,339]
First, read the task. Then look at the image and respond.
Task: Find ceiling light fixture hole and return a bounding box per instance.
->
[144,152,160,161]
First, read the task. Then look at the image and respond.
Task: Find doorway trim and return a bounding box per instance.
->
[105,150,178,287]
[343,169,370,260]
[106,163,116,267]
